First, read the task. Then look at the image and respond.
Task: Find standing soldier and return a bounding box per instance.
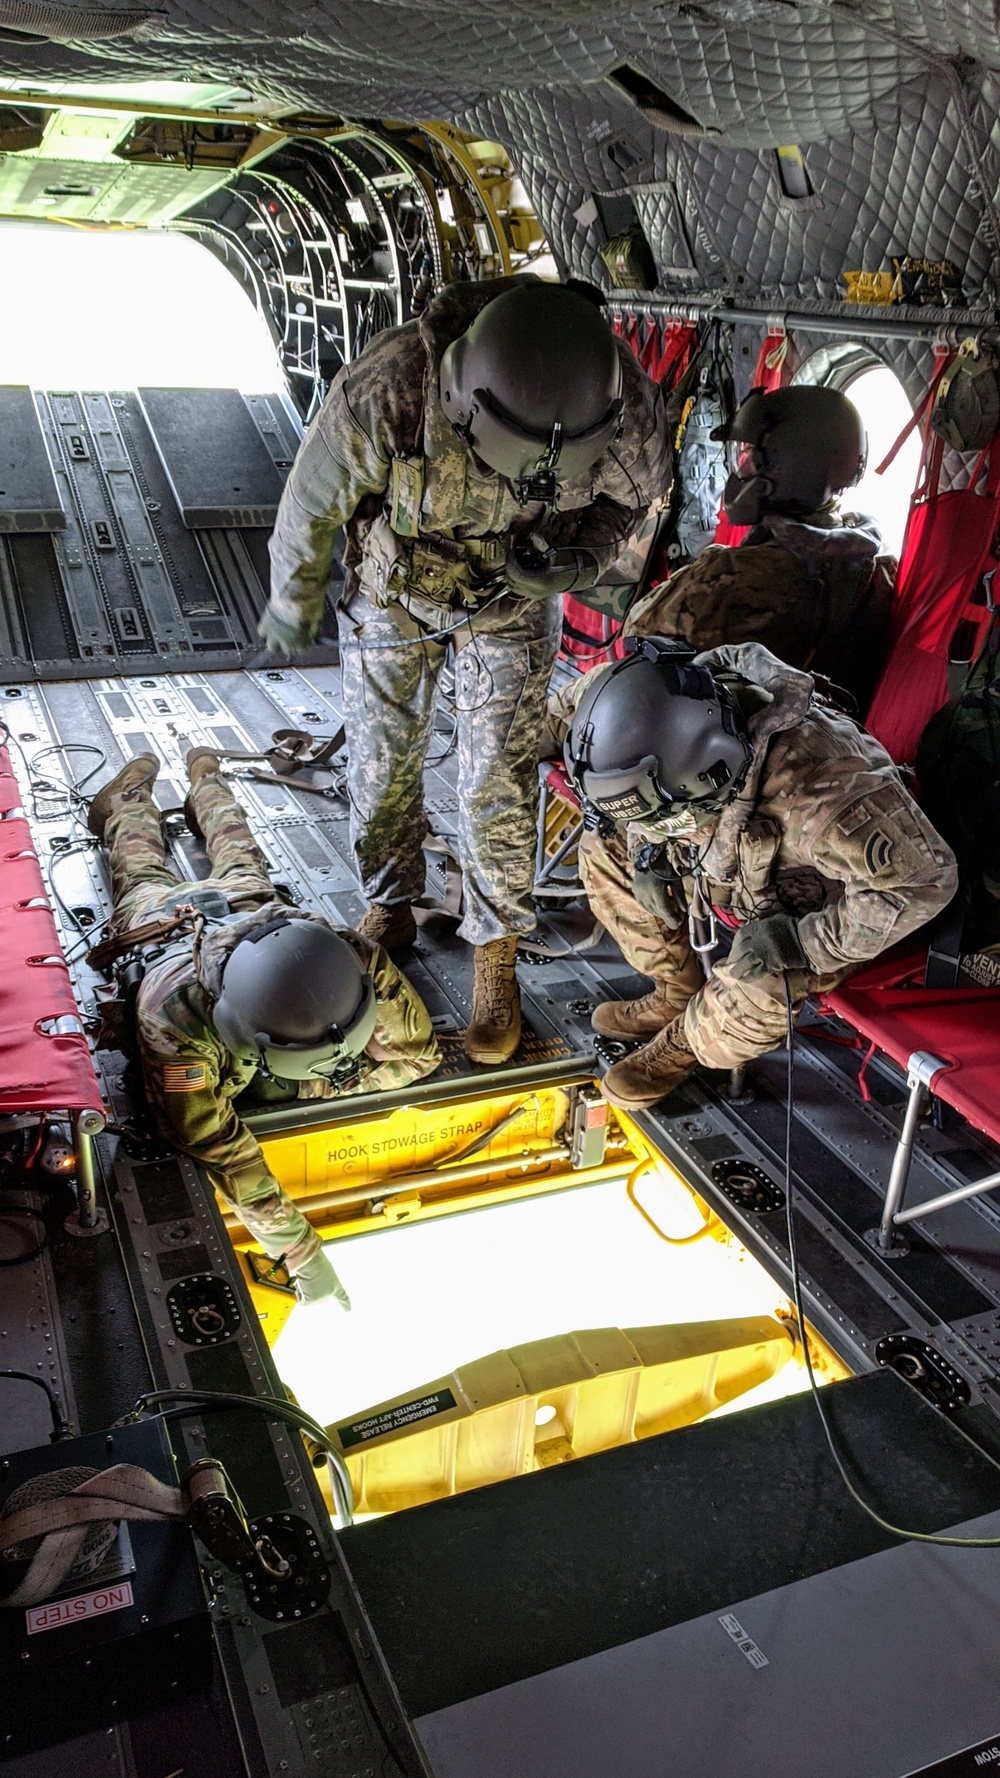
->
[87,749,440,1303]
[260,278,670,1065]
[562,639,956,1109]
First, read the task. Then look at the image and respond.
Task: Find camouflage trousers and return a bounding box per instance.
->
[103,776,319,1260]
[338,586,560,944]
[579,828,851,1068]
[105,772,273,936]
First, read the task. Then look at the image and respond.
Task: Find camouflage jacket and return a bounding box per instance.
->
[545,645,957,973]
[626,508,892,711]
[269,277,670,635]
[135,904,440,1203]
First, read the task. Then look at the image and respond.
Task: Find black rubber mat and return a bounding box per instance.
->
[343,1369,1000,1717]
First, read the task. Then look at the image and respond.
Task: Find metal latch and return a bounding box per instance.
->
[568,1086,608,1169]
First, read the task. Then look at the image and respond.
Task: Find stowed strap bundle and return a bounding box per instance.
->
[0,1463,186,1608]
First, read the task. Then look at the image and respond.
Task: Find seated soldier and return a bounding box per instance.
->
[626,385,892,715]
[562,639,956,1110]
[87,749,440,1304]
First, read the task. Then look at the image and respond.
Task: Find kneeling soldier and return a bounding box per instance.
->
[563,639,956,1110]
[87,749,440,1303]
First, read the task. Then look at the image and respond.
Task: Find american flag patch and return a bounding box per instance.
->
[162,1062,206,1093]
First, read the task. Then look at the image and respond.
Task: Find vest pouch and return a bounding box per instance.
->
[735,816,782,899]
[409,535,489,608]
[358,513,415,608]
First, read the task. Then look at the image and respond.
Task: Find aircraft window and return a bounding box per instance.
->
[0,218,285,392]
[843,364,922,557]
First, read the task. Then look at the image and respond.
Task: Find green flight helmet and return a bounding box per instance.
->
[439,281,624,505]
[716,384,867,525]
[212,917,377,1081]
[564,637,752,831]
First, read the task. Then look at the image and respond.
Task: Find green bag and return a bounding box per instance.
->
[917,619,1000,948]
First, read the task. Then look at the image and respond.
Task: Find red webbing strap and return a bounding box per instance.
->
[0,745,104,1116]
[856,1040,878,1104]
[865,438,1000,763]
[874,350,952,478]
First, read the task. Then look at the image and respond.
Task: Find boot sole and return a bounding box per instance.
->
[599,1076,668,1111]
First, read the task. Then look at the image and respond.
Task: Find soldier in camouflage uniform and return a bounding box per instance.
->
[627,384,892,716]
[562,641,956,1109]
[88,749,440,1303]
[261,277,669,1064]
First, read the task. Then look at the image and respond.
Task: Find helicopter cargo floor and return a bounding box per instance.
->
[5,658,1000,1771]
[6,656,1000,1420]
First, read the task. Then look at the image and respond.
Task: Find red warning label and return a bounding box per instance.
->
[25,1580,134,1635]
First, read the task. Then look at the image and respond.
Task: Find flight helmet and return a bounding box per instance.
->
[715,385,867,526]
[439,282,624,505]
[212,917,377,1081]
[564,638,752,833]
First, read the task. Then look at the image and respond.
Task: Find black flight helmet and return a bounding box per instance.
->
[715,385,867,526]
[212,918,377,1081]
[564,638,752,832]
[439,282,624,505]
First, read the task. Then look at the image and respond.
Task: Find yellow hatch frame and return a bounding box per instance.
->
[224,1085,850,1513]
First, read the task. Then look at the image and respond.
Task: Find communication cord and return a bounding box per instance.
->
[124,1386,354,1526]
[781,972,1000,1548]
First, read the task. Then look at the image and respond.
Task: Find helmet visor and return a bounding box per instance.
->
[255,975,378,1080]
[724,438,759,479]
[464,391,624,487]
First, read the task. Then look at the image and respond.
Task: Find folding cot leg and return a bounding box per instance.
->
[534,770,550,887]
[869,1051,948,1256]
[64,1108,109,1237]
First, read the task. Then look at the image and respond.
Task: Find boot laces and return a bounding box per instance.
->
[635,1017,691,1080]
[476,942,518,1021]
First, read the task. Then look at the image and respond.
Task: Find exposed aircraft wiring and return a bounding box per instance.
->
[782,973,1000,1547]
[0,1370,70,1438]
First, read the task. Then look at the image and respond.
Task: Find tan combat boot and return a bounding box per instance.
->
[87,752,159,838]
[186,745,223,782]
[184,746,223,836]
[592,960,703,1039]
[465,936,521,1064]
[599,1013,699,1111]
[357,902,417,952]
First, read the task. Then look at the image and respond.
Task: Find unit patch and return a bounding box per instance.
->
[162,1062,207,1093]
[863,829,894,874]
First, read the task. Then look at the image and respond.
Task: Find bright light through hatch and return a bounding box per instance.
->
[844,365,922,557]
[273,1172,813,1449]
[0,220,285,391]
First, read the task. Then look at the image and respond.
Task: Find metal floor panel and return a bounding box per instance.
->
[0,387,339,681]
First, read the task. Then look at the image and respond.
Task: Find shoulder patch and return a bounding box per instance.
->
[162,1061,207,1093]
[837,801,871,838]
[864,829,894,874]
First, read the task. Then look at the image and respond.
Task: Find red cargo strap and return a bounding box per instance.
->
[0,744,104,1117]
[865,429,1000,764]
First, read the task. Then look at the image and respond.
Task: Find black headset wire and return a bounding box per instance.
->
[781,972,1000,1548]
